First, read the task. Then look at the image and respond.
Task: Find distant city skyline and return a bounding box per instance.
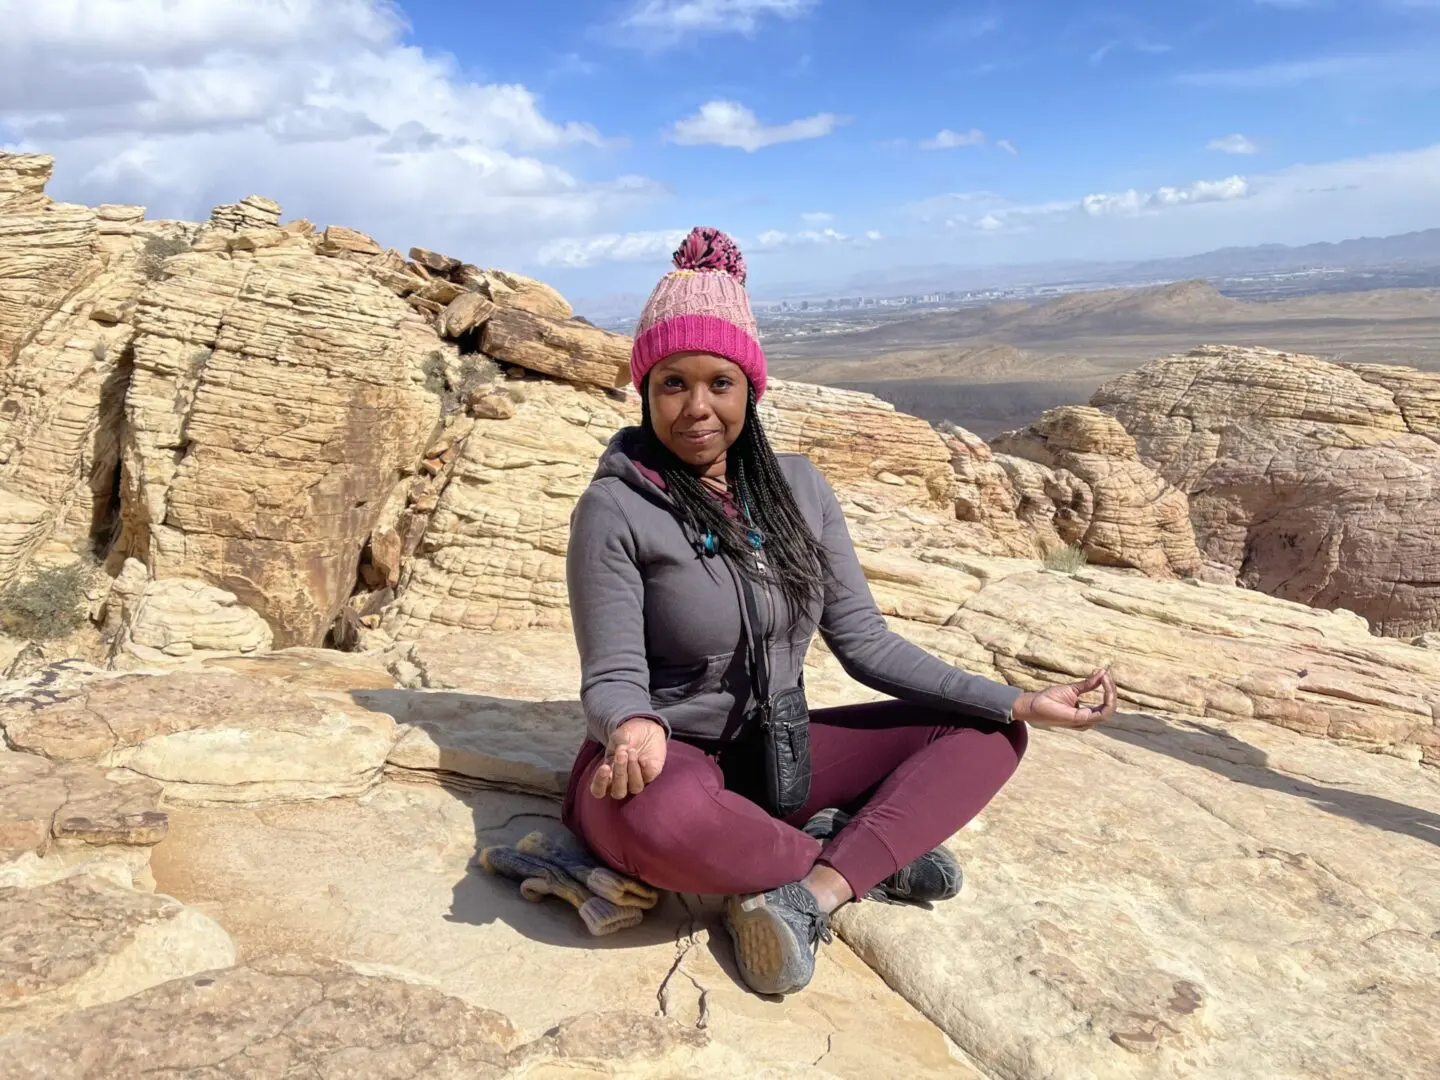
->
[4,1,1439,301]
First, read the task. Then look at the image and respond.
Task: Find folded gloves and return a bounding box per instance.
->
[475,829,659,936]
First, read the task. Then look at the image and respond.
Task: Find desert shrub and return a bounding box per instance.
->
[457,356,500,399]
[139,234,190,278]
[506,383,529,404]
[0,562,93,641]
[1043,543,1088,574]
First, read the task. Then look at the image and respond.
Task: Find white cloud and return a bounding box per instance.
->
[753,227,879,249]
[537,228,690,268]
[1208,133,1260,154]
[997,138,1019,156]
[800,211,833,224]
[912,173,1252,232]
[1083,176,1250,216]
[666,100,842,151]
[920,128,986,150]
[622,0,816,40]
[0,0,660,268]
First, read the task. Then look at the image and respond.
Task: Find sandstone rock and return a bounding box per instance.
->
[204,195,281,233]
[481,306,631,389]
[317,224,381,256]
[374,689,584,796]
[763,381,1042,561]
[409,246,462,275]
[0,653,399,803]
[0,752,166,889]
[476,269,573,321]
[116,233,446,646]
[382,381,634,640]
[991,405,1203,578]
[419,278,466,306]
[117,577,273,660]
[146,783,976,1079]
[861,552,1440,763]
[939,422,1048,558]
[1094,345,1440,636]
[0,875,234,1034]
[832,712,1440,1080]
[0,955,519,1077]
[440,291,496,339]
[468,388,515,420]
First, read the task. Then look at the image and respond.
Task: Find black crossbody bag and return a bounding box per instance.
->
[724,569,813,819]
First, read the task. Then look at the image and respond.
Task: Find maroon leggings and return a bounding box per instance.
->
[562,701,1028,899]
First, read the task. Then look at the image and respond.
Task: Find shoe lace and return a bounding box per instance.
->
[807,909,833,951]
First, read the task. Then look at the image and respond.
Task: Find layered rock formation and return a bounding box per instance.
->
[1095,345,1440,636]
[5,154,1440,1079]
[989,405,1203,578]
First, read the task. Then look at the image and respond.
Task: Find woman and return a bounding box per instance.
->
[562,227,1116,997]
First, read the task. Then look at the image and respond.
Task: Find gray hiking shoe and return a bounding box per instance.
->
[803,808,964,905]
[724,882,833,996]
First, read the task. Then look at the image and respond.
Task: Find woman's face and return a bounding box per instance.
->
[645,351,749,474]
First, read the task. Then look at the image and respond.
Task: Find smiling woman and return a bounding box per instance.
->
[560,225,1117,999]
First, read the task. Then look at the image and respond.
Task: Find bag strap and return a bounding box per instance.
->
[736,568,770,707]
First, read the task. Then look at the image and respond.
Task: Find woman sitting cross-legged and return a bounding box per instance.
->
[561,227,1117,997]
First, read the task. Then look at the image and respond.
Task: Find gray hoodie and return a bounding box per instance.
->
[566,427,1023,748]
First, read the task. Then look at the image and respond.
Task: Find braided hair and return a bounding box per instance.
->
[640,383,831,627]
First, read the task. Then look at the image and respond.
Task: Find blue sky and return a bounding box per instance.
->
[3,0,1439,305]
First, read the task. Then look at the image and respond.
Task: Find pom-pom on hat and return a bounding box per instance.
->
[631,226,767,399]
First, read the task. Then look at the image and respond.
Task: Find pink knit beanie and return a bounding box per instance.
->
[631,226,767,400]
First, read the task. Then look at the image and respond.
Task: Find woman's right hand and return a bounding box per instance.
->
[590,717,668,799]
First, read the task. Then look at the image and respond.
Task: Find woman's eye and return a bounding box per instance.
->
[712,378,733,391]
[663,377,685,389]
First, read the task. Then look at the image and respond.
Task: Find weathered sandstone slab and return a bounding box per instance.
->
[0,752,166,890]
[833,711,1440,1080]
[0,874,234,1034]
[480,306,631,389]
[0,653,399,803]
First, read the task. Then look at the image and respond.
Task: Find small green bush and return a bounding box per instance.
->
[0,562,92,641]
[457,356,499,399]
[1043,543,1088,574]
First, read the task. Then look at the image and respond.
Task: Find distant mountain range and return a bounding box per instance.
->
[571,226,1440,324]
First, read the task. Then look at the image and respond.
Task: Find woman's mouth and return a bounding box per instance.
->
[678,430,719,445]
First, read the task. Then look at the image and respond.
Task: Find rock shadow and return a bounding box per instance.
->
[1097,712,1440,848]
[350,687,680,952]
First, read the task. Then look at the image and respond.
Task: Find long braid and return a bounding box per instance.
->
[640,385,831,627]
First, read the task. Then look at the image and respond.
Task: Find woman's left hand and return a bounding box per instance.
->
[1010,667,1117,729]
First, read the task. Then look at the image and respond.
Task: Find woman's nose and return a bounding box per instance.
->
[682,390,713,418]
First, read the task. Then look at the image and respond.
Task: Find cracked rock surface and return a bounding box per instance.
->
[1095,344,1440,638]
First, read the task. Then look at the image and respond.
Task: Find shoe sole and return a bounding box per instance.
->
[724,894,808,996]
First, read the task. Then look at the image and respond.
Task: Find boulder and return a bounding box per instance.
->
[115,224,446,646]
[114,576,273,662]
[991,405,1203,578]
[474,268,573,321]
[317,224,381,256]
[1094,345,1440,636]
[481,306,631,390]
[408,246,463,275]
[440,291,496,339]
[0,875,234,1035]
